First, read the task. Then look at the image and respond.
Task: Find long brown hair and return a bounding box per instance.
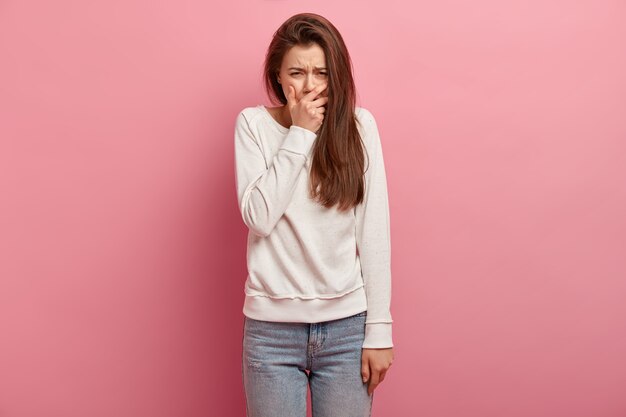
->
[262,13,368,212]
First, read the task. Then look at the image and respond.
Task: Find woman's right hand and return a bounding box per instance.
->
[287,83,328,134]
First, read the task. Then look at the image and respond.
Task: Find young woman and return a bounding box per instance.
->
[234,12,394,417]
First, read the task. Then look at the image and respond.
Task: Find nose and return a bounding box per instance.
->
[303,73,316,95]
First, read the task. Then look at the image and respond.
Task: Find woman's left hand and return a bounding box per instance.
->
[361,347,394,395]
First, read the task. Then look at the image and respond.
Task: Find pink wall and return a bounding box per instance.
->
[1,1,625,416]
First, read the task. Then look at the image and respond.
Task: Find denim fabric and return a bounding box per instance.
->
[242,311,373,417]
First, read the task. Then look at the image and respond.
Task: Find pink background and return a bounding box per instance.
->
[1,0,625,416]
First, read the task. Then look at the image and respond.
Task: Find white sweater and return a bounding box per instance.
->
[234,104,393,348]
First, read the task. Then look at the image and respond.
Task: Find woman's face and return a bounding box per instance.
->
[277,43,329,102]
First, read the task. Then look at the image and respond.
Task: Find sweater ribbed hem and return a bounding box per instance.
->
[243,284,368,324]
[242,285,393,348]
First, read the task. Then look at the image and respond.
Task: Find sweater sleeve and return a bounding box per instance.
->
[234,110,317,237]
[355,109,394,349]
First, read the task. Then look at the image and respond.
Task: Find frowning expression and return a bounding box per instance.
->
[277,43,329,102]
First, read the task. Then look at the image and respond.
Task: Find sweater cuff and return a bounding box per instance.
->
[279,125,317,158]
[362,323,393,349]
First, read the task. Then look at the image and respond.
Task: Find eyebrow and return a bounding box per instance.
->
[288,66,327,70]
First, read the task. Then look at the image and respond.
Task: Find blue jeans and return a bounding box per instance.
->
[242,311,373,417]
